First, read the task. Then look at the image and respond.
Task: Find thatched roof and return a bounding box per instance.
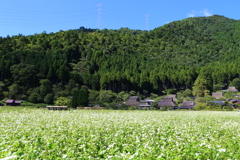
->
[212,92,223,99]
[125,96,140,106]
[182,101,195,107]
[158,97,177,107]
[167,94,177,102]
[228,86,238,92]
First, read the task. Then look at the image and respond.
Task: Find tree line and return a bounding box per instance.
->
[0,15,240,105]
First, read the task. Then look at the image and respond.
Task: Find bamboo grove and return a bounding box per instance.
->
[0,15,240,101]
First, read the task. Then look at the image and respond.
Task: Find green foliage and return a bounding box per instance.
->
[193,103,208,111]
[98,90,117,103]
[8,83,20,99]
[1,15,240,102]
[54,97,70,106]
[2,109,240,159]
[78,88,89,107]
[117,91,130,102]
[160,106,174,111]
[213,83,225,92]
[128,106,136,110]
[223,105,234,111]
[117,104,128,110]
[44,94,54,104]
[230,78,240,91]
[88,90,99,103]
[192,77,207,97]
[39,79,52,97]
[150,102,158,110]
[182,89,192,97]
[195,95,216,103]
[71,88,89,108]
[28,93,43,103]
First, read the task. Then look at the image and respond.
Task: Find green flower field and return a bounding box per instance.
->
[1,108,240,159]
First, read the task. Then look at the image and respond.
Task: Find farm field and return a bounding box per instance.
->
[1,108,240,159]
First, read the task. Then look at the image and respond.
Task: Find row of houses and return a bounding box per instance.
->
[124,86,239,110]
[124,95,195,110]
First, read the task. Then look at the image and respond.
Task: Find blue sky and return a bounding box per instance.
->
[1,0,240,37]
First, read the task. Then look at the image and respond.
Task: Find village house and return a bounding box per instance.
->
[158,97,177,109]
[212,92,223,99]
[228,86,238,92]
[5,99,22,106]
[167,94,177,102]
[176,101,195,110]
[124,96,155,109]
[124,96,140,107]
[228,99,240,108]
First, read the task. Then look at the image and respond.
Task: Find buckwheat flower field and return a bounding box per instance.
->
[1,108,240,159]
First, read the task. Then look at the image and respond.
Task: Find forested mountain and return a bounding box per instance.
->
[0,15,240,102]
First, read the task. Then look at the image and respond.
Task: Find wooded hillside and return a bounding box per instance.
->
[0,15,240,102]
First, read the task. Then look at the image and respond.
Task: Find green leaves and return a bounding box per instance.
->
[1,110,240,159]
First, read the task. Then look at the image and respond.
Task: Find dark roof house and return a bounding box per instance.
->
[158,97,177,108]
[211,101,225,105]
[212,92,223,99]
[124,96,140,107]
[137,100,151,110]
[5,99,22,106]
[228,86,238,92]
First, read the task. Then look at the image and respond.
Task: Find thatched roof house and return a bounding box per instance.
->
[158,97,177,108]
[212,92,223,99]
[124,96,140,107]
[167,94,177,102]
[228,86,238,92]
[179,101,195,109]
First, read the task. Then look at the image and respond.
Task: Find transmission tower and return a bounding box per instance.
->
[145,14,150,31]
[97,3,102,30]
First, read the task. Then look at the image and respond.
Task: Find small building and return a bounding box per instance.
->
[211,101,225,105]
[5,99,22,106]
[228,86,238,92]
[212,92,223,99]
[137,100,151,110]
[124,96,140,107]
[167,94,177,102]
[125,97,155,109]
[144,99,156,105]
[233,94,240,98]
[158,97,177,109]
[177,101,195,109]
[46,106,68,110]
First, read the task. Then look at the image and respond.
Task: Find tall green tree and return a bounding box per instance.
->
[229,78,240,91]
[192,76,208,97]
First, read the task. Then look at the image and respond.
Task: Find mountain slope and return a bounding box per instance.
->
[0,15,239,99]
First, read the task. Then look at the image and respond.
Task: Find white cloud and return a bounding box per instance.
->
[187,13,195,17]
[187,8,212,18]
[202,9,212,17]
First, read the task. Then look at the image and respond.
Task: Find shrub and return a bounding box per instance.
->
[54,97,70,106]
[160,106,174,111]
[28,93,43,103]
[223,105,234,111]
[193,103,208,111]
[44,94,54,104]
[129,106,135,110]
